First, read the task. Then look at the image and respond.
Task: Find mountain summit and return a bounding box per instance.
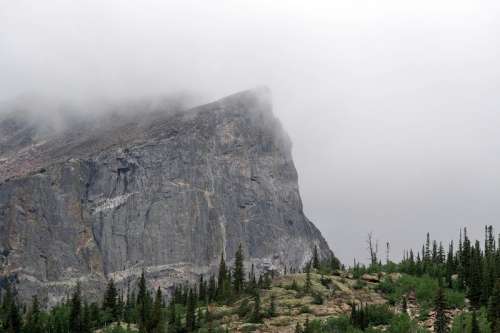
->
[0,88,333,305]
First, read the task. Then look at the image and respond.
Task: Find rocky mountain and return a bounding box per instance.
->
[0,87,333,306]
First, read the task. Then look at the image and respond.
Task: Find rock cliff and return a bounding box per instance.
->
[0,88,334,306]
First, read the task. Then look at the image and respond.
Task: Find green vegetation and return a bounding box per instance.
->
[3,226,500,332]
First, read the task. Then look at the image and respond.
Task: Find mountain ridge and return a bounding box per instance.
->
[0,87,334,306]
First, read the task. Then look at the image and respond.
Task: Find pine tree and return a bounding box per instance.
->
[304,263,312,293]
[488,279,500,332]
[196,307,204,329]
[150,287,163,333]
[446,242,454,288]
[124,287,135,325]
[312,246,320,269]
[267,294,277,317]
[425,233,431,265]
[185,288,196,332]
[402,296,407,314]
[468,241,483,308]
[24,295,42,333]
[250,293,262,323]
[167,298,176,327]
[103,279,118,322]
[137,271,152,333]
[198,275,206,303]
[233,244,245,294]
[434,287,448,333]
[247,264,257,295]
[471,311,480,333]
[217,252,228,300]
[208,275,216,302]
[82,301,92,333]
[5,298,21,333]
[69,283,83,333]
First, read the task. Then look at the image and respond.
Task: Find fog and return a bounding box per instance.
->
[1,0,500,264]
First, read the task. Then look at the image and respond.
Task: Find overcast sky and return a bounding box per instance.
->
[1,0,500,264]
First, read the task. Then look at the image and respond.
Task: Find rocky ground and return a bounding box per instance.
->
[211,271,390,332]
[208,271,465,332]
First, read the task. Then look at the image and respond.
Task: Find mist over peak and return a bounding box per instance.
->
[1,0,500,263]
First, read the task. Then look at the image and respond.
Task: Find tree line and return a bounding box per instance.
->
[0,243,337,333]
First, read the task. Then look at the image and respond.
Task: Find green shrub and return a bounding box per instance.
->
[450,308,491,333]
[237,299,251,318]
[312,293,324,305]
[299,305,311,314]
[379,274,465,309]
[364,304,394,326]
[387,314,428,333]
[102,325,136,333]
[353,279,366,290]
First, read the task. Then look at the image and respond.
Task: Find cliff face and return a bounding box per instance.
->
[0,88,333,305]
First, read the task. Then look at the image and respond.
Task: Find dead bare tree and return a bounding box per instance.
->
[367,232,378,266]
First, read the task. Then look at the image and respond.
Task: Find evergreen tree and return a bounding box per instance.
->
[249,293,262,323]
[304,263,312,293]
[82,301,92,333]
[69,283,83,333]
[137,271,152,333]
[167,298,176,327]
[488,279,500,332]
[150,287,163,333]
[471,311,480,333]
[446,242,454,288]
[247,264,257,295]
[24,296,42,333]
[124,287,135,325]
[198,275,206,303]
[185,288,196,332]
[233,244,245,294]
[217,253,229,300]
[434,287,448,333]
[102,279,119,322]
[267,294,277,318]
[196,307,203,329]
[5,299,21,333]
[468,241,483,308]
[312,246,320,270]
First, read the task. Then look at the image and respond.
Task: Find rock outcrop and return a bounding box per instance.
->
[0,87,334,306]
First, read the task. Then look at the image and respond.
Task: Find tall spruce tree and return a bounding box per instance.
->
[150,287,163,333]
[488,279,500,332]
[233,244,245,294]
[304,263,312,293]
[312,246,320,269]
[24,295,42,333]
[468,241,483,308]
[217,252,229,300]
[103,279,119,322]
[471,311,480,333]
[137,271,152,333]
[434,287,448,333]
[69,283,83,333]
[185,288,196,332]
[250,293,262,323]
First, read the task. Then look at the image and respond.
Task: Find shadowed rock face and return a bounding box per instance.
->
[0,88,333,306]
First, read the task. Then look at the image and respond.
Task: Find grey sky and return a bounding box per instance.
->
[1,0,500,263]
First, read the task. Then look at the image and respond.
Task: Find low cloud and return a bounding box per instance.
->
[1,0,500,263]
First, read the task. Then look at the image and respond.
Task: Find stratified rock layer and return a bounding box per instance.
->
[0,88,333,305]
